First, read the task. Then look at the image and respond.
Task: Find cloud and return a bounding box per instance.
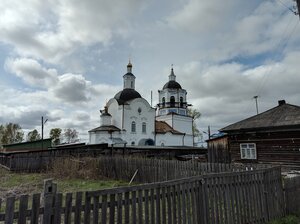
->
[0,0,143,62]
[51,74,91,103]
[177,50,300,133]
[5,58,58,88]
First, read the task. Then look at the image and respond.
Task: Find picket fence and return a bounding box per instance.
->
[0,162,286,224]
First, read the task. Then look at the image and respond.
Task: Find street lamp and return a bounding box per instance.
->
[41,116,48,150]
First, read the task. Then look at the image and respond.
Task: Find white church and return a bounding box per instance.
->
[89,62,194,147]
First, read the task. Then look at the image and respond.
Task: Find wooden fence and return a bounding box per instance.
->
[94,156,270,183]
[0,165,286,224]
[284,175,300,215]
[0,146,206,172]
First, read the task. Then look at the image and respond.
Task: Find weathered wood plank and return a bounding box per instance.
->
[109,194,116,224]
[64,193,73,224]
[18,195,28,224]
[74,192,83,224]
[5,197,15,224]
[30,193,41,224]
[101,194,108,224]
[124,192,130,224]
[43,193,54,224]
[132,191,136,224]
[117,193,123,224]
[138,190,143,224]
[53,193,62,224]
[93,195,99,224]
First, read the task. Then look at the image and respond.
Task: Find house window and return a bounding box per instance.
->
[170,96,175,107]
[240,143,257,159]
[142,122,146,133]
[131,121,136,133]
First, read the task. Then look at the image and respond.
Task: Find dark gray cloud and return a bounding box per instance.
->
[51,73,92,103]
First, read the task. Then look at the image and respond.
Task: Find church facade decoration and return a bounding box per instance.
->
[89,62,194,147]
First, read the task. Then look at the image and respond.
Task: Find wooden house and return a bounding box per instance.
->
[219,100,300,168]
[206,133,230,163]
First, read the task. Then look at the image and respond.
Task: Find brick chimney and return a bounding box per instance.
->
[278,100,286,106]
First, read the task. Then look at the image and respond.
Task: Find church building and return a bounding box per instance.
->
[88,62,194,147]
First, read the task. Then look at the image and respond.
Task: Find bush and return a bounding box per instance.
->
[49,157,105,180]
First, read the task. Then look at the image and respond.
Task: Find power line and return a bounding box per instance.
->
[275,0,297,14]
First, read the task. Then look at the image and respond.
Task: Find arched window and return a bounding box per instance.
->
[131,121,136,133]
[131,81,133,88]
[131,141,135,146]
[170,96,175,107]
[162,97,165,108]
[142,122,146,133]
[180,97,184,108]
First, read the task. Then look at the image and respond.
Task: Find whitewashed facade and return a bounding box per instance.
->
[89,63,194,146]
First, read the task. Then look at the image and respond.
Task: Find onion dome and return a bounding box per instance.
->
[162,68,182,90]
[114,89,142,104]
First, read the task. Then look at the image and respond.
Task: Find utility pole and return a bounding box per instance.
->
[253,96,259,115]
[296,0,300,19]
[41,116,48,150]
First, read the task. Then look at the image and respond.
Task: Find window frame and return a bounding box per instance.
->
[131,121,136,133]
[142,122,146,133]
[240,143,257,160]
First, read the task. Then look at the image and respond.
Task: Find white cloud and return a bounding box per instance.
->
[0,0,143,62]
[5,58,58,88]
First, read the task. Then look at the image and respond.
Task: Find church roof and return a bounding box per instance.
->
[89,125,121,132]
[114,88,142,105]
[220,100,300,132]
[155,121,184,135]
[163,80,182,90]
[123,72,135,77]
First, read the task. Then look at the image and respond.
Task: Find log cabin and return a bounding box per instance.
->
[219,100,300,169]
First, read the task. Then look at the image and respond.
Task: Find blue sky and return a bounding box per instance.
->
[0,0,300,142]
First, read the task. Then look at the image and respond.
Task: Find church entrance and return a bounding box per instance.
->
[138,138,155,146]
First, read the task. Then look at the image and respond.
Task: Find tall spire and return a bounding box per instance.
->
[169,64,176,81]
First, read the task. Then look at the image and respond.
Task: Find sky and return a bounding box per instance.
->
[0,0,300,143]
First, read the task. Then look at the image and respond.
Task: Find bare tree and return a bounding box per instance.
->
[187,108,202,145]
[64,128,79,143]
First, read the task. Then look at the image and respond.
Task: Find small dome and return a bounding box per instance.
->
[163,80,182,90]
[114,88,142,104]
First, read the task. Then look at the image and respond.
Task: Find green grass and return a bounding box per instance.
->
[0,167,127,199]
[268,215,300,224]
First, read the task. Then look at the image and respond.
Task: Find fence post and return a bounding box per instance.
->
[42,179,57,224]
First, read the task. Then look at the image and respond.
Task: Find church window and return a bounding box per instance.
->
[131,81,133,88]
[131,121,136,133]
[170,96,175,107]
[180,97,184,108]
[142,122,146,133]
[162,97,165,108]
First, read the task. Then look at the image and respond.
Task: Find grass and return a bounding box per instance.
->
[0,164,127,200]
[268,215,300,224]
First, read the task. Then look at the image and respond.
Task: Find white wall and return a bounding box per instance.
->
[122,98,156,145]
